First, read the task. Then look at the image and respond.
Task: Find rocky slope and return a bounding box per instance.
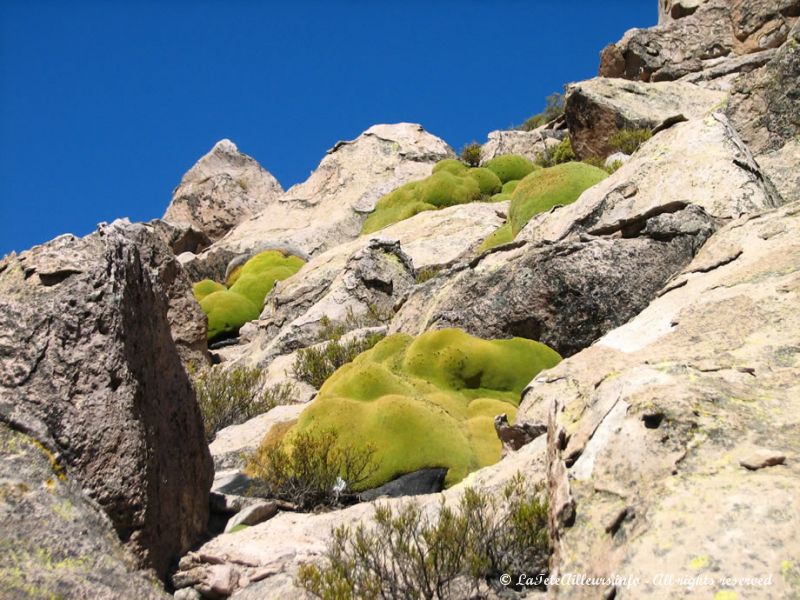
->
[2,0,798,598]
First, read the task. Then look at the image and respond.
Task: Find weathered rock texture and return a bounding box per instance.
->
[392,113,778,357]
[479,128,563,164]
[521,201,800,599]
[235,202,506,367]
[0,423,169,599]
[0,221,214,578]
[600,0,800,82]
[164,139,283,242]
[564,78,724,158]
[726,21,800,201]
[207,123,453,260]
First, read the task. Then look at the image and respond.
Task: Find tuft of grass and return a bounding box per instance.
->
[291,333,386,389]
[297,473,549,599]
[245,428,378,510]
[194,367,296,442]
[415,266,442,284]
[518,91,565,131]
[609,127,652,155]
[536,136,576,168]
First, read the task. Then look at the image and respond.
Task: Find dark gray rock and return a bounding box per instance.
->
[0,422,169,598]
[0,220,214,578]
[393,206,716,358]
[359,468,448,501]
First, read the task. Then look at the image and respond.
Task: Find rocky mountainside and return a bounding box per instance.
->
[1,1,798,598]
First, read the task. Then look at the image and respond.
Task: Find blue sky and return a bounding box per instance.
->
[0,1,654,255]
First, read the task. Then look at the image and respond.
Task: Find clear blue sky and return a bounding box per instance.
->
[0,1,654,255]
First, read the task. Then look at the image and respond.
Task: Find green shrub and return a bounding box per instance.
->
[483,154,537,184]
[609,127,652,154]
[509,162,608,235]
[291,333,386,389]
[459,142,482,167]
[192,279,226,302]
[550,136,576,165]
[194,367,296,442]
[432,159,468,175]
[245,428,378,510]
[298,474,549,599]
[466,167,502,196]
[286,329,561,489]
[605,160,624,174]
[518,91,565,131]
[200,290,260,342]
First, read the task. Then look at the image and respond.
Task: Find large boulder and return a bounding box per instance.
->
[521,200,800,599]
[564,78,724,158]
[0,221,214,578]
[206,123,453,260]
[0,422,169,599]
[164,139,284,242]
[726,21,800,201]
[600,0,800,82]
[479,128,563,165]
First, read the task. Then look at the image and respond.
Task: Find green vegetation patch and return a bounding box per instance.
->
[484,154,537,184]
[283,329,561,489]
[431,158,468,175]
[509,162,608,235]
[609,127,652,155]
[195,250,305,342]
[478,222,515,253]
[466,167,502,195]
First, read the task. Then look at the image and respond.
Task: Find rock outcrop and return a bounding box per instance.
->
[164,139,284,241]
[206,123,453,260]
[564,78,724,158]
[479,128,564,164]
[600,0,800,82]
[521,201,800,599]
[0,221,214,578]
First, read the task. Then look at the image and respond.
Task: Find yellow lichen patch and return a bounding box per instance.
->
[713,591,737,600]
[690,554,709,570]
[31,440,66,482]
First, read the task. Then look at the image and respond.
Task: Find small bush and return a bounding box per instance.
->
[609,127,652,155]
[459,142,482,167]
[415,266,442,284]
[550,136,576,165]
[519,91,565,131]
[292,333,386,389]
[194,367,295,442]
[246,428,378,510]
[298,474,549,599]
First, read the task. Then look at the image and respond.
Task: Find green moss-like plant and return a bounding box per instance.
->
[483,154,537,184]
[509,162,608,235]
[361,181,435,234]
[418,171,481,208]
[466,167,502,196]
[478,222,515,253]
[200,290,260,341]
[432,158,468,175]
[192,279,226,303]
[197,250,305,342]
[281,329,561,489]
[502,179,520,194]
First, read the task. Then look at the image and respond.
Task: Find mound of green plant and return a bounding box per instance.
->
[477,222,514,253]
[502,180,520,194]
[192,279,226,302]
[299,474,549,599]
[195,250,306,342]
[483,154,537,184]
[362,168,482,234]
[466,167,502,195]
[508,162,608,235]
[272,329,561,491]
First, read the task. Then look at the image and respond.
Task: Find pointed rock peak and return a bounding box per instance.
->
[327,122,453,159]
[164,140,283,241]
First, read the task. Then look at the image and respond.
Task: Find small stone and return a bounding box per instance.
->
[224,501,279,533]
[739,449,786,470]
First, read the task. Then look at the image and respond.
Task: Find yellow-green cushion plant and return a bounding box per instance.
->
[200,290,260,342]
[502,180,520,194]
[466,167,502,195]
[508,162,608,235]
[196,250,306,342]
[483,154,537,184]
[361,171,481,234]
[432,158,468,175]
[477,222,514,253]
[283,329,561,489]
[193,279,226,303]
